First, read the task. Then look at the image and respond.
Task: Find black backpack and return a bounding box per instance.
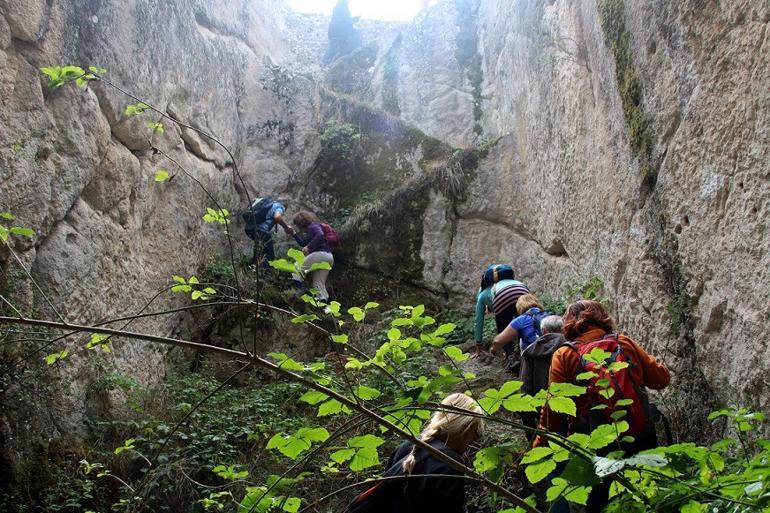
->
[241,198,274,238]
[344,448,430,513]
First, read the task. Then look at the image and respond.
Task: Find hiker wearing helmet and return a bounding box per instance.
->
[472,264,530,357]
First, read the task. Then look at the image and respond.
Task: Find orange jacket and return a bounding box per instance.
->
[533,328,670,447]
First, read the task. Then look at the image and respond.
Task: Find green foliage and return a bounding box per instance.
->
[318,118,361,170]
[202,207,230,225]
[40,65,104,89]
[0,212,35,243]
[154,168,170,182]
[124,102,150,116]
[596,0,657,190]
[171,274,216,300]
[146,121,165,134]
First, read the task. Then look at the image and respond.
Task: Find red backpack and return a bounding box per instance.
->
[568,334,650,437]
[320,222,340,248]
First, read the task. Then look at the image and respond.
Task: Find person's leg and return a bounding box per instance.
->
[302,252,333,301]
[258,231,275,269]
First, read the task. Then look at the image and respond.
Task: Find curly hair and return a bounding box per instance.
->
[292,211,318,229]
[562,300,615,340]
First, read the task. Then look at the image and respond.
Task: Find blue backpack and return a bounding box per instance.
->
[241,198,274,238]
[521,308,551,347]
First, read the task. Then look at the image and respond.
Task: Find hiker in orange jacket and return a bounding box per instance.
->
[534,299,670,513]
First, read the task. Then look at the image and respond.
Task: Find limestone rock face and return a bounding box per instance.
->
[0,0,768,456]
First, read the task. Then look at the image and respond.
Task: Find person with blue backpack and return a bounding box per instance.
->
[241,197,295,267]
[473,265,530,358]
[491,294,550,371]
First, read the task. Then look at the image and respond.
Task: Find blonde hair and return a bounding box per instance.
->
[402,393,484,474]
[516,294,543,315]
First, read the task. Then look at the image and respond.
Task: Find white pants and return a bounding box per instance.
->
[292,251,334,301]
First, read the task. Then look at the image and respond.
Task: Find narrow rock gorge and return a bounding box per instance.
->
[0,0,768,505]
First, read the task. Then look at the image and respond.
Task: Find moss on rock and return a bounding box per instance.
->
[597,0,658,191]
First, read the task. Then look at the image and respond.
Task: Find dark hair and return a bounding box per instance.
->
[479,265,514,290]
[292,211,318,229]
[562,300,615,340]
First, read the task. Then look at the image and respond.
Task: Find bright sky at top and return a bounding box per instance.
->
[285,0,439,22]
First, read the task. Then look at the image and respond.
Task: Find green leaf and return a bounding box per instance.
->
[525,458,556,484]
[269,259,298,273]
[615,398,634,406]
[680,500,703,513]
[282,497,301,513]
[348,435,385,449]
[547,477,590,505]
[353,386,381,400]
[291,314,319,324]
[308,262,332,272]
[350,447,380,471]
[364,302,379,310]
[608,361,630,372]
[287,248,305,264]
[549,382,587,397]
[347,307,365,322]
[521,446,554,464]
[548,396,577,416]
[0,225,7,242]
[433,323,457,336]
[330,448,354,464]
[154,169,170,182]
[124,102,149,116]
[318,399,350,416]
[9,227,34,237]
[86,333,109,350]
[0,212,14,220]
[146,121,165,134]
[45,350,68,366]
[499,380,524,397]
[188,276,199,284]
[331,334,348,344]
[172,275,186,284]
[387,328,401,341]
[88,66,107,75]
[610,410,627,421]
[444,346,469,363]
[576,371,598,381]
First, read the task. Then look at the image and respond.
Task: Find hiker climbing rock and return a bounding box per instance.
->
[322,0,362,65]
[241,197,295,267]
[534,300,670,513]
[291,211,337,302]
[518,314,567,432]
[491,293,551,372]
[472,264,530,357]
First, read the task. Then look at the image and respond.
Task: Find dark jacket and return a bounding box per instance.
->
[295,222,332,253]
[380,440,466,513]
[520,333,566,396]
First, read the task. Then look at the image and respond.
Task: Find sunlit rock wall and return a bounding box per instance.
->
[364,0,768,437]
